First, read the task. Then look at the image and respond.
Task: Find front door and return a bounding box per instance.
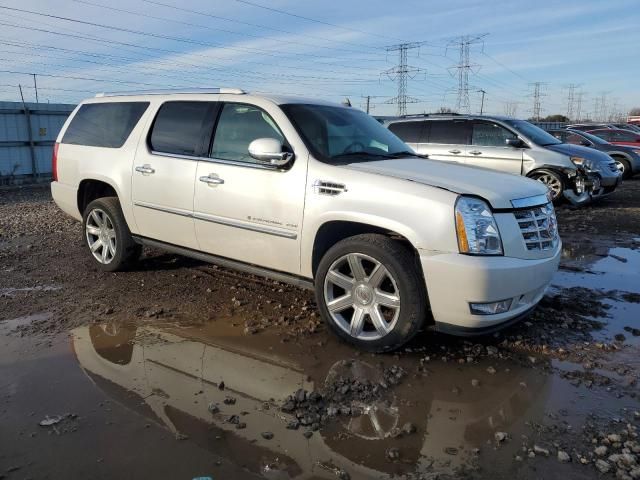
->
[465,121,523,174]
[193,102,306,274]
[131,101,217,249]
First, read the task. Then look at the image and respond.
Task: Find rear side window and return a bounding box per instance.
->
[427,120,469,144]
[149,101,217,156]
[62,102,149,148]
[566,133,586,145]
[388,121,424,143]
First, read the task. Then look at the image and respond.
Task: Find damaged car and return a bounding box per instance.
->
[384,114,622,205]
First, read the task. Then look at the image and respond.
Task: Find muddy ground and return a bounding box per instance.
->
[1,181,640,479]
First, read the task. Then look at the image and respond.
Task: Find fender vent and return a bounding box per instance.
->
[313,180,347,196]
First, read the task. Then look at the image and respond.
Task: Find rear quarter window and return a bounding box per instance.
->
[62,102,149,148]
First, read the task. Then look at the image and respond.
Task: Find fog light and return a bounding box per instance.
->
[469,299,513,315]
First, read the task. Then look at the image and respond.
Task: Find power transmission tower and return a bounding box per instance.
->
[382,42,427,116]
[575,90,586,121]
[564,83,580,120]
[593,92,609,121]
[447,34,487,113]
[503,101,518,118]
[528,82,546,121]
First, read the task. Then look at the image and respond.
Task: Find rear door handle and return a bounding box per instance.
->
[135,164,155,174]
[448,149,461,154]
[469,150,482,155]
[199,175,224,185]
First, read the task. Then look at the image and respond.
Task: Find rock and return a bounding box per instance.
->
[235,422,246,430]
[533,445,550,456]
[495,432,508,443]
[471,379,480,387]
[303,431,313,439]
[39,416,62,427]
[402,422,416,435]
[286,420,299,430]
[261,432,274,440]
[629,467,640,479]
[218,381,225,391]
[444,447,458,455]
[596,460,611,474]
[223,396,236,405]
[207,403,219,414]
[609,434,623,443]
[386,448,400,461]
[615,333,626,342]
[557,451,571,462]
[486,346,498,355]
[281,401,296,412]
[595,446,609,457]
[486,366,497,375]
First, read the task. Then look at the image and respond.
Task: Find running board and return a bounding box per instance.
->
[132,236,314,291]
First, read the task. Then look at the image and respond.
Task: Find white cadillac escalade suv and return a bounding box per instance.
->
[51,88,561,352]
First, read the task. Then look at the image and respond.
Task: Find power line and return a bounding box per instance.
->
[232,0,405,42]
[382,42,427,116]
[447,34,487,113]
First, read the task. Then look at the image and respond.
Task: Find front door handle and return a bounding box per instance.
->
[135,164,155,174]
[469,150,482,155]
[448,149,461,154]
[199,175,224,185]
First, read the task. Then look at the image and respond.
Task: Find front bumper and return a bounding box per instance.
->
[564,169,621,206]
[420,243,561,333]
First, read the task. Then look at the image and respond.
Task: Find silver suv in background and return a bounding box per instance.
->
[384,114,622,205]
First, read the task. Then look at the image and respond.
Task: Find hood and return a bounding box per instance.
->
[344,158,548,210]
[545,143,613,164]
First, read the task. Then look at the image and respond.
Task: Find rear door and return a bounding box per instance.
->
[387,120,425,152]
[465,120,523,174]
[421,119,470,163]
[131,101,217,249]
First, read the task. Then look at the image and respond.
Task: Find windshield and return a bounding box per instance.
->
[281,104,414,163]
[575,130,609,145]
[503,119,562,146]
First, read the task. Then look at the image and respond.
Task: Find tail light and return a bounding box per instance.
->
[52,143,59,182]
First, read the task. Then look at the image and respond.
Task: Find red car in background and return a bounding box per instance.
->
[587,128,640,147]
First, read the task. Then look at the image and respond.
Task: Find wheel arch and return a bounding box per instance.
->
[77,178,120,215]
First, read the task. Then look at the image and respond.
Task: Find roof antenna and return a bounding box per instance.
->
[342,97,352,107]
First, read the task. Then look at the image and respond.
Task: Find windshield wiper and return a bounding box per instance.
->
[331,152,393,160]
[385,151,428,159]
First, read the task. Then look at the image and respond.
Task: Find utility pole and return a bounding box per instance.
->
[18,84,37,179]
[382,42,427,116]
[447,34,487,114]
[365,95,371,114]
[529,82,546,121]
[478,89,486,115]
[32,73,38,104]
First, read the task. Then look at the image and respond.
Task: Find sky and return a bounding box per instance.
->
[0,0,638,119]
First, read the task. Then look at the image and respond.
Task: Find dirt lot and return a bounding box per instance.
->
[1,181,640,479]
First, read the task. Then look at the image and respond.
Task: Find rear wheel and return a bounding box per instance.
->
[612,157,632,180]
[83,197,141,272]
[315,234,427,352]
[530,170,564,202]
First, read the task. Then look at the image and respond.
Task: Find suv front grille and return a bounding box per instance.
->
[514,203,559,251]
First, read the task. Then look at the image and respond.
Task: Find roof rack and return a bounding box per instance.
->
[95,88,246,98]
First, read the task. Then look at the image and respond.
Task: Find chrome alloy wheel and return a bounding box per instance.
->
[614,159,625,175]
[85,208,116,264]
[535,173,563,199]
[323,253,401,341]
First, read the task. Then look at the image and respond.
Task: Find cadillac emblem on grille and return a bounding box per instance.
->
[514,203,559,251]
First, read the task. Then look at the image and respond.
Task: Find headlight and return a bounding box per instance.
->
[454,196,503,255]
[570,156,586,167]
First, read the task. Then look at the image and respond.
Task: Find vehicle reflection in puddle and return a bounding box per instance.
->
[72,320,552,479]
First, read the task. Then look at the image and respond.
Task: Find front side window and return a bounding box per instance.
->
[149,101,216,156]
[281,104,411,164]
[503,119,561,146]
[211,103,285,163]
[566,133,587,145]
[471,121,517,147]
[550,131,567,142]
[62,102,149,148]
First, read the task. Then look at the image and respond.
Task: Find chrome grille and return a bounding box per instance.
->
[514,202,559,251]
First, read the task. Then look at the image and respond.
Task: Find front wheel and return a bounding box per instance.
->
[530,170,564,203]
[613,157,632,180]
[315,234,427,352]
[83,197,141,272]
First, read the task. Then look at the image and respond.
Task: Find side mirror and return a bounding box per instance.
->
[505,138,524,148]
[248,138,293,167]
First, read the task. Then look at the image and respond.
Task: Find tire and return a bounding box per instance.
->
[82,197,141,272]
[315,234,427,352]
[612,157,632,180]
[529,170,564,203]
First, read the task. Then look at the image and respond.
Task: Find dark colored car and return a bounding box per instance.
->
[567,123,640,133]
[549,129,639,179]
[587,128,640,148]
